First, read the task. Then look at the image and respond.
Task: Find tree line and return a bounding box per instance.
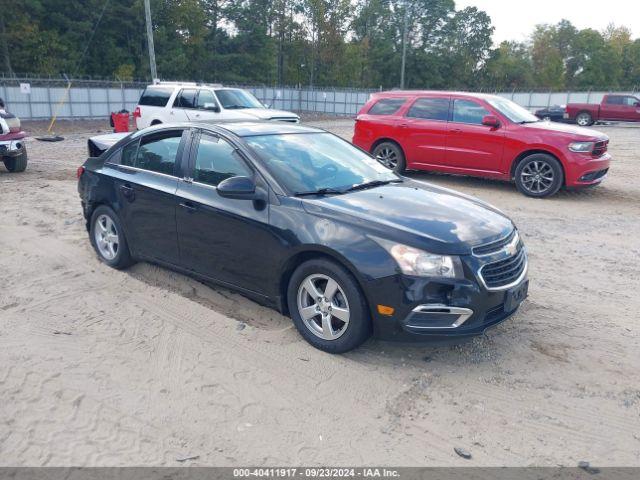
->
[1,0,640,90]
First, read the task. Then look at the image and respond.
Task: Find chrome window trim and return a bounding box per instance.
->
[105,162,179,180]
[406,305,474,329]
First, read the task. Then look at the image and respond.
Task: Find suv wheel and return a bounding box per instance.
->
[287,259,371,353]
[3,148,28,172]
[372,142,406,173]
[575,112,593,126]
[514,154,563,198]
[89,206,134,269]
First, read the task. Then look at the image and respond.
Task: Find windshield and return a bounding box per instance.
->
[215,89,264,109]
[487,97,539,123]
[245,133,399,194]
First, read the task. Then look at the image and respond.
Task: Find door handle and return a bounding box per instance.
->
[119,184,135,201]
[179,201,198,213]
[398,123,408,128]
[451,128,463,133]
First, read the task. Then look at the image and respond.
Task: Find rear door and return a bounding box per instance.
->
[600,96,625,120]
[398,96,450,167]
[618,96,640,121]
[175,130,275,294]
[445,98,505,173]
[106,129,188,265]
[170,89,198,122]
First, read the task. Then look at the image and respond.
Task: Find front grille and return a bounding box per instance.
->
[472,230,516,256]
[592,140,608,157]
[480,246,527,289]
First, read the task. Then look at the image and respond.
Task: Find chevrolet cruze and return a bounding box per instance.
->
[77,122,528,353]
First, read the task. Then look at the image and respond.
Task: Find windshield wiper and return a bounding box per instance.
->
[518,119,540,124]
[294,187,345,197]
[344,179,401,192]
[224,105,250,110]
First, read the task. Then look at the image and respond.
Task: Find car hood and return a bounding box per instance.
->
[523,120,607,139]
[238,108,299,121]
[300,181,514,255]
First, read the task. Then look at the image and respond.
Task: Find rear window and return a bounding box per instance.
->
[407,98,449,121]
[368,98,406,115]
[173,89,198,109]
[138,87,174,107]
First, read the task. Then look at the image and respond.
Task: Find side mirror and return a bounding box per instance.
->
[217,176,260,200]
[635,102,640,107]
[204,102,220,112]
[482,115,501,128]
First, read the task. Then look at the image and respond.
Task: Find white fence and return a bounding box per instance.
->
[1,78,637,120]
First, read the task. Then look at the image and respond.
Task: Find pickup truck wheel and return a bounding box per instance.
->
[3,148,28,172]
[575,112,593,127]
[515,154,563,198]
[372,142,406,173]
[89,206,134,269]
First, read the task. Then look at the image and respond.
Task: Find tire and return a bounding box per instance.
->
[372,141,406,173]
[575,112,593,127]
[89,205,134,269]
[150,120,162,126]
[287,258,371,353]
[3,148,28,172]
[514,153,564,198]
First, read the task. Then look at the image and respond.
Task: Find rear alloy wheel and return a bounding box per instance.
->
[575,112,593,127]
[288,259,371,353]
[372,142,406,173]
[514,154,563,198]
[90,206,134,269]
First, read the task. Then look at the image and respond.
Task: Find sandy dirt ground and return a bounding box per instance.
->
[0,118,639,467]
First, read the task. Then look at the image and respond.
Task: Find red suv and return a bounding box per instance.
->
[353,91,611,197]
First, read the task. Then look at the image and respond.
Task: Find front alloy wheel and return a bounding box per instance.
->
[514,154,563,198]
[287,259,371,353]
[297,274,350,340]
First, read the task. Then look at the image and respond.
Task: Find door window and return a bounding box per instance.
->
[452,99,491,125]
[196,90,218,110]
[194,133,252,187]
[622,96,639,106]
[120,139,139,167]
[173,89,197,109]
[407,98,449,121]
[605,96,622,105]
[133,130,183,176]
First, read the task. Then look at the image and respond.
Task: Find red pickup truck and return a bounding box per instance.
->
[565,94,640,126]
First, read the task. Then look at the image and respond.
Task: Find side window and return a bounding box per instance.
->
[194,133,252,187]
[407,98,449,121]
[623,96,639,106]
[196,90,218,110]
[605,96,621,105]
[173,89,197,109]
[134,130,183,176]
[121,140,139,167]
[138,87,174,107]
[452,99,491,125]
[368,98,406,115]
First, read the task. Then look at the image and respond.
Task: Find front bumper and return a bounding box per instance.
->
[565,152,611,187]
[0,138,26,157]
[364,243,528,342]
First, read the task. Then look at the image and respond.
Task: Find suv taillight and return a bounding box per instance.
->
[76,166,85,179]
[133,106,141,118]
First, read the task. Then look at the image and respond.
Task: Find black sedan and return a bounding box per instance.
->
[77,122,528,353]
[534,105,568,123]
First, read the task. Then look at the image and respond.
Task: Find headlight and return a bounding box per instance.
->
[373,238,463,278]
[569,141,594,153]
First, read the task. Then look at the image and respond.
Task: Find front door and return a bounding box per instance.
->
[399,96,450,168]
[445,98,505,173]
[175,131,274,295]
[185,89,223,122]
[109,129,187,265]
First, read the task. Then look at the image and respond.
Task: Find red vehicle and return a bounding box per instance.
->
[0,100,28,173]
[565,94,640,126]
[353,91,611,198]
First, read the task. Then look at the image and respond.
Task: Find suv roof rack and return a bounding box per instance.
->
[153,81,198,86]
[152,81,225,88]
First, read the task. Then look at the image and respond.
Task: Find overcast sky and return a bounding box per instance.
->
[456,0,640,45]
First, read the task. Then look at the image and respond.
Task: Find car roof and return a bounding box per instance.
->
[145,83,247,92]
[129,121,324,139]
[211,121,323,137]
[372,90,505,101]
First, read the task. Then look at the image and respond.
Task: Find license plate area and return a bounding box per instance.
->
[504,280,529,312]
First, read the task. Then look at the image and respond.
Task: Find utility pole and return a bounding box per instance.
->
[400,0,409,89]
[144,0,158,81]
